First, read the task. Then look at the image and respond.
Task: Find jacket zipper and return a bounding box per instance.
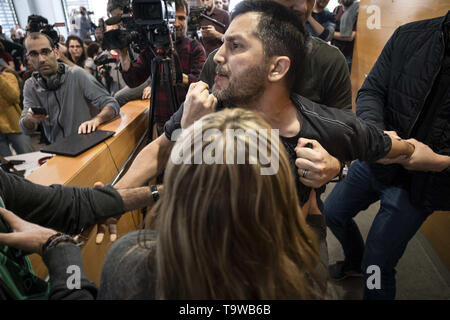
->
[407,31,446,138]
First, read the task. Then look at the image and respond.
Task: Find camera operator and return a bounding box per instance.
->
[118,0,206,132]
[19,32,120,143]
[198,0,230,55]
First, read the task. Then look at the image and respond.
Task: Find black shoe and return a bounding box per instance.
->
[329,261,363,281]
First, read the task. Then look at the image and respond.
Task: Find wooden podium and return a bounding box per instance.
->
[26,100,149,285]
[351,0,450,269]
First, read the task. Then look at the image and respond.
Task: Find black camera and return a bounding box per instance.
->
[94,54,117,67]
[187,6,226,39]
[27,15,65,46]
[187,6,207,38]
[103,0,175,51]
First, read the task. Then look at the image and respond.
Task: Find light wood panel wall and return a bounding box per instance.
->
[351,0,450,270]
[26,100,149,285]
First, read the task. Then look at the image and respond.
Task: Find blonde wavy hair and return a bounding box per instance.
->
[149,108,324,299]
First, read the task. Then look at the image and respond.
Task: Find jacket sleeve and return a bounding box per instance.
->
[356,29,398,130]
[43,243,97,300]
[20,79,40,134]
[300,98,392,162]
[121,48,154,88]
[0,72,20,105]
[0,170,125,235]
[75,68,120,115]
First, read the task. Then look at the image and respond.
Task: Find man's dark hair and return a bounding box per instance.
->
[107,0,130,14]
[27,14,48,25]
[231,0,306,89]
[87,42,101,58]
[175,0,189,15]
[24,32,55,49]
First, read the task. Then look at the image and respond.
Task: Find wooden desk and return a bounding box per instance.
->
[26,100,149,285]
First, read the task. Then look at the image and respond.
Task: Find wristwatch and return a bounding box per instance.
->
[331,161,349,182]
[150,185,160,202]
[338,162,349,181]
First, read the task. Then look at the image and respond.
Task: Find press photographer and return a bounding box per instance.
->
[197,0,229,55]
[94,49,128,97]
[108,0,206,134]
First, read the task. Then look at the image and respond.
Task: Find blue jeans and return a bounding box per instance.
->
[0,133,33,156]
[323,160,432,300]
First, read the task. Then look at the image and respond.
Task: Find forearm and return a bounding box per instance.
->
[58,54,76,67]
[21,114,38,131]
[119,48,131,72]
[114,134,173,188]
[117,185,163,211]
[333,31,356,41]
[94,106,117,124]
[0,171,125,234]
[308,17,325,37]
[382,137,415,159]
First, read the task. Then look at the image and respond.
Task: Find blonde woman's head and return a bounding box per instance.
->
[152,108,323,299]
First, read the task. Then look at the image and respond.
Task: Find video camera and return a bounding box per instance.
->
[94,54,117,67]
[27,15,65,46]
[103,0,175,52]
[187,6,226,39]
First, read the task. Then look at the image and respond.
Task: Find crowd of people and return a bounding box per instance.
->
[0,0,448,301]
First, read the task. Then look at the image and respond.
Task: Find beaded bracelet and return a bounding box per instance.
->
[41,233,77,254]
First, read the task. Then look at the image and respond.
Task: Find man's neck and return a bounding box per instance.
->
[313,6,324,14]
[343,2,353,10]
[246,87,300,138]
[40,72,55,81]
[207,6,215,16]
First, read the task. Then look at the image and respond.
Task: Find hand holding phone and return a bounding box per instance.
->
[31,107,48,115]
[27,107,48,125]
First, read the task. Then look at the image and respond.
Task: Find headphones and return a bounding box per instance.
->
[34,63,66,91]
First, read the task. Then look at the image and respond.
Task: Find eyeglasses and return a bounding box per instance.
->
[27,48,53,58]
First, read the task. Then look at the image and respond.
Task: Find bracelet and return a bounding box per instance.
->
[150,185,160,202]
[42,233,77,254]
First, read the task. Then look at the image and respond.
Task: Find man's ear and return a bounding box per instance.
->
[267,56,290,83]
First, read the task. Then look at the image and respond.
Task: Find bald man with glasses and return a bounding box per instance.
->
[20,32,120,144]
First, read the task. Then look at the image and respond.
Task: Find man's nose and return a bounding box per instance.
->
[38,54,47,63]
[213,45,225,65]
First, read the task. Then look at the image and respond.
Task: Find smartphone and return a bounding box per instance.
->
[31,107,48,115]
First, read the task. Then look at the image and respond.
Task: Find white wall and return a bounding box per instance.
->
[14,0,68,36]
[13,0,110,38]
[229,0,342,12]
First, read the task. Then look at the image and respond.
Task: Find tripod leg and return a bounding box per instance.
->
[147,57,160,144]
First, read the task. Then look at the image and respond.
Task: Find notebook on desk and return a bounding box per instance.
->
[41,130,115,157]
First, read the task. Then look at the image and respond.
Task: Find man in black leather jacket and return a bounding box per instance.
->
[324,11,450,300]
